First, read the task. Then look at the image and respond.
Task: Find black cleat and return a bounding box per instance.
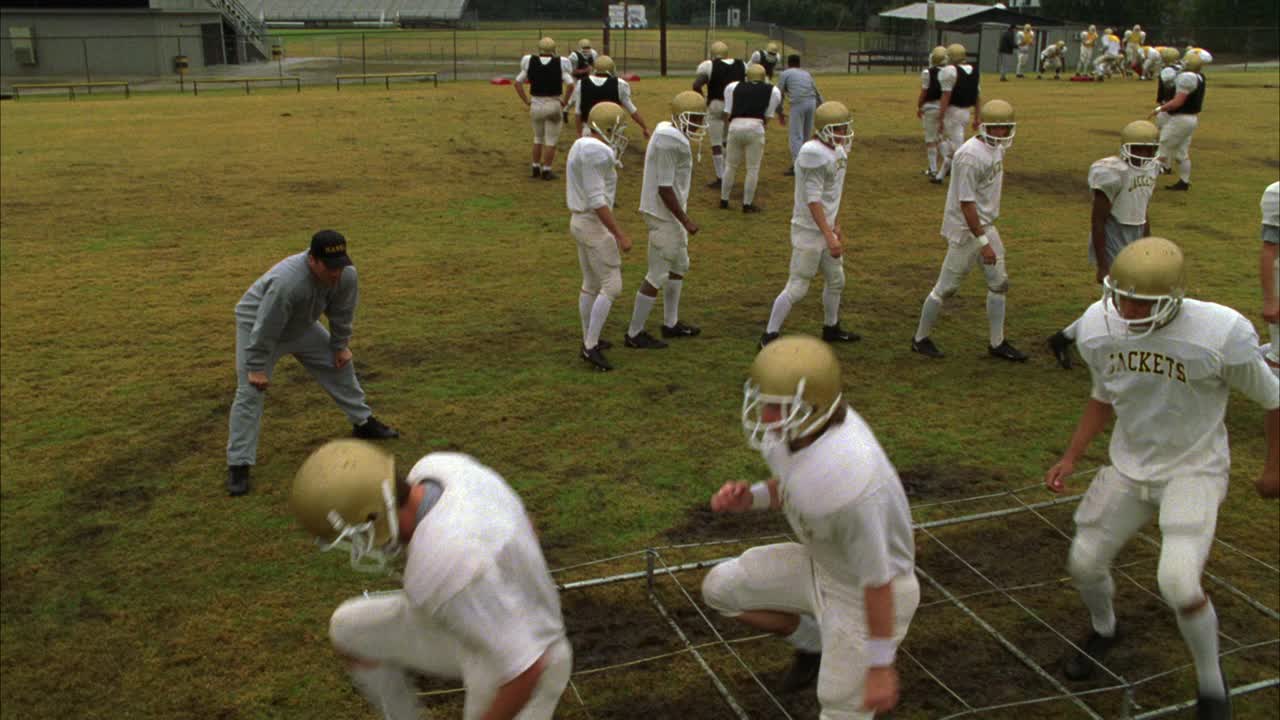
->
[581,344,613,371]
[822,324,861,343]
[1196,665,1232,720]
[1048,330,1074,369]
[911,337,944,358]
[353,416,400,440]
[597,339,613,350]
[661,321,702,338]
[541,169,557,181]
[989,341,1029,362]
[1167,179,1190,191]
[706,177,722,189]
[624,330,668,349]
[1064,628,1121,681]
[930,175,944,185]
[720,199,730,209]
[783,166,795,176]
[742,203,761,214]
[778,650,821,693]
[759,331,780,348]
[226,464,251,497]
[531,165,542,178]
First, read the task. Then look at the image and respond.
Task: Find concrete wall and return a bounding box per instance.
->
[0,9,220,79]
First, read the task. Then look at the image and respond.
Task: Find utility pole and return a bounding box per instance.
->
[659,0,668,76]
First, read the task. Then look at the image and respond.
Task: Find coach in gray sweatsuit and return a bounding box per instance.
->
[776,54,824,174]
[225,230,397,497]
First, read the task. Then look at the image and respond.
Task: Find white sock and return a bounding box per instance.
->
[1062,317,1081,341]
[585,294,613,349]
[766,292,793,334]
[914,292,942,342]
[744,169,759,205]
[937,154,951,180]
[785,614,822,653]
[822,285,841,326]
[533,163,541,171]
[721,166,734,201]
[578,292,594,341]
[348,666,421,720]
[663,279,682,327]
[628,291,655,337]
[987,291,1006,347]
[927,146,938,173]
[1179,158,1191,184]
[1078,576,1117,636]
[713,152,724,178]
[1178,600,1226,698]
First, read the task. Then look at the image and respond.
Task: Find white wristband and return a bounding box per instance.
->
[749,482,771,510]
[975,234,990,247]
[865,637,897,667]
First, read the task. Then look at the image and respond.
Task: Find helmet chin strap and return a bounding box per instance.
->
[317,479,403,574]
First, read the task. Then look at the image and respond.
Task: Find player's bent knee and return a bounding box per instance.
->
[601,272,623,301]
[701,561,745,616]
[1157,565,1202,610]
[784,278,812,303]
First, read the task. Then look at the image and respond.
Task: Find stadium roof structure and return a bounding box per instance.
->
[253,0,469,22]
[879,2,1061,26]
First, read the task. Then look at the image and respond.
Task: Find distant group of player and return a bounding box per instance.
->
[996,21,1215,84]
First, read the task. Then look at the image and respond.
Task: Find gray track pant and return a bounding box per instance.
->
[227,321,372,466]
[789,99,817,163]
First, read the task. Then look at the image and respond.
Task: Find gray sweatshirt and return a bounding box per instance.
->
[234,252,359,372]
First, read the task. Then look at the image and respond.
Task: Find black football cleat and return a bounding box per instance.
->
[1196,665,1232,720]
[531,165,542,179]
[778,650,821,693]
[930,175,944,185]
[759,331,780,349]
[662,321,702,338]
[706,177,722,189]
[1047,330,1074,369]
[597,339,613,350]
[988,341,1029,362]
[226,464,251,497]
[353,416,400,440]
[742,203,762,213]
[624,331,668,349]
[581,344,614,371]
[541,169,558,181]
[822,324,861,343]
[719,199,730,209]
[1064,627,1121,681]
[1166,179,1190,191]
[911,337,944,358]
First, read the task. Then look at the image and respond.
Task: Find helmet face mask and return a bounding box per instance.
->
[589,101,629,161]
[979,99,1016,149]
[1119,120,1159,170]
[1102,237,1186,339]
[671,90,708,154]
[815,101,853,151]
[741,336,843,450]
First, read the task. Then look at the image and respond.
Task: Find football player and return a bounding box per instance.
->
[720,63,785,213]
[1138,45,1163,80]
[292,441,574,720]
[569,55,650,140]
[1185,45,1214,64]
[624,91,707,349]
[748,41,782,80]
[1049,121,1161,370]
[1015,23,1034,78]
[1151,50,1206,191]
[515,37,574,180]
[1261,182,1279,376]
[1077,24,1099,77]
[1038,40,1067,80]
[759,102,861,348]
[567,102,631,371]
[1094,28,1123,80]
[1045,237,1279,720]
[917,46,948,178]
[932,43,981,184]
[1122,26,1144,79]
[693,41,746,188]
[703,335,919,717]
[912,100,1027,362]
[569,37,597,80]
[1152,46,1183,142]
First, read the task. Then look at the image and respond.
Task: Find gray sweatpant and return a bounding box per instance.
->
[227,321,372,466]
[788,99,817,163]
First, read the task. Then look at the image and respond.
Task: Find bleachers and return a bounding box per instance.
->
[255,0,469,22]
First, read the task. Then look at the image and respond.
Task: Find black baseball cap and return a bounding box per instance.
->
[309,230,353,269]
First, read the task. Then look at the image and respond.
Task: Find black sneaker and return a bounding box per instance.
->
[706,178,722,189]
[742,203,761,214]
[541,169,557,181]
[822,324,861,343]
[989,341,1029,362]
[930,175,944,185]
[624,330,668,349]
[597,339,613,350]
[784,166,795,177]
[1064,627,1121,680]
[912,337,944,358]
[661,321,701,338]
[1196,665,1232,720]
[719,199,730,209]
[1167,179,1190,191]
[1047,330,1074,369]
[581,344,613,371]
[778,650,821,693]
[759,331,780,349]
[531,165,542,178]
[226,465,251,497]
[353,416,400,440]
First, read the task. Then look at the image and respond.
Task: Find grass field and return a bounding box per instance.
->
[1,68,1278,719]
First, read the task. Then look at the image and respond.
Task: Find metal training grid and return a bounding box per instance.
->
[419,467,1280,718]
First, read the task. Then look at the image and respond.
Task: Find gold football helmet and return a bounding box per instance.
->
[1120,120,1159,170]
[290,439,401,572]
[594,55,616,75]
[929,45,948,67]
[946,43,966,64]
[1183,51,1204,72]
[746,62,766,82]
[537,37,556,54]
[1104,237,1186,338]
[742,335,844,449]
[814,100,853,150]
[766,41,780,57]
[671,90,708,140]
[578,38,592,51]
[1088,24,1097,34]
[1159,46,1181,66]
[589,101,629,159]
[711,40,729,59]
[979,99,1016,148]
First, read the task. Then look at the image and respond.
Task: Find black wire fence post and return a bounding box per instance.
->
[362,32,367,83]
[82,38,91,91]
[453,26,458,81]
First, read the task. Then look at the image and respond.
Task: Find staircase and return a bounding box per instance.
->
[208,0,270,62]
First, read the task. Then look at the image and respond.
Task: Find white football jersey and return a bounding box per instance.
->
[791,138,848,232]
[1263,181,1280,242]
[1175,71,1201,94]
[565,136,617,213]
[942,136,1004,239]
[401,453,565,680]
[1089,156,1157,226]
[1104,36,1121,54]
[761,407,915,589]
[639,121,692,222]
[1076,299,1280,483]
